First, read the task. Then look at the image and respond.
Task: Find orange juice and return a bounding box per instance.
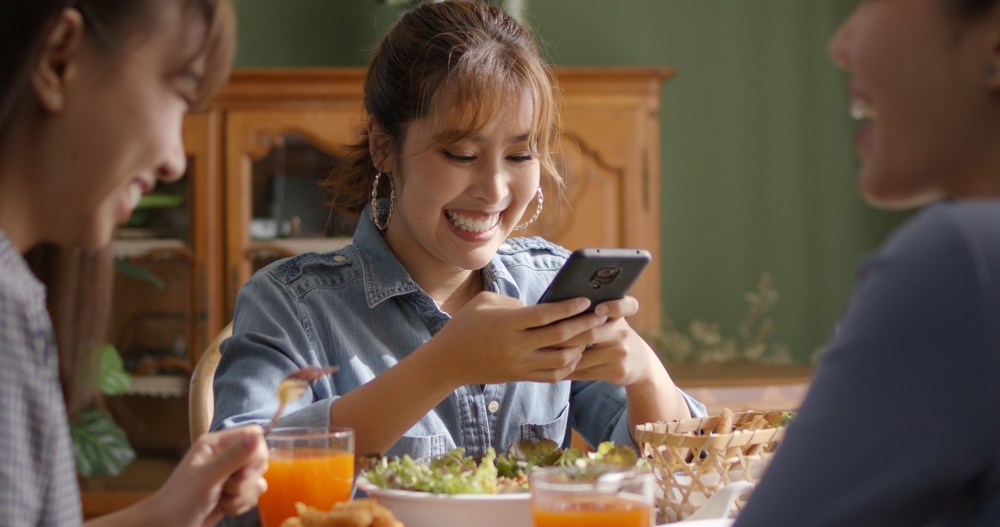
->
[258,448,354,527]
[532,495,652,527]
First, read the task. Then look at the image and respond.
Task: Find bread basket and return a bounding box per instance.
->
[636,410,792,523]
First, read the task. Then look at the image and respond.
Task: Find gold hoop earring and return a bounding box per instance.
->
[371,172,395,230]
[516,186,543,231]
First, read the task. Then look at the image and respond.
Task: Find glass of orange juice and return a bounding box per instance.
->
[258,426,355,527]
[529,466,655,527]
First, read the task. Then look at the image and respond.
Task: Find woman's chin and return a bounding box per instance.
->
[860,183,940,211]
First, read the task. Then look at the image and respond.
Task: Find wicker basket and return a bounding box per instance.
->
[636,410,791,523]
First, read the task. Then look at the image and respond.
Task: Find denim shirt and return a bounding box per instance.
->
[211,203,705,460]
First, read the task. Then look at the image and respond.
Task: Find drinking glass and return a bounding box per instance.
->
[529,466,655,527]
[258,426,355,527]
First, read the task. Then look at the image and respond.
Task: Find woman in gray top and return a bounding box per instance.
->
[0,1,268,525]
[736,1,1000,525]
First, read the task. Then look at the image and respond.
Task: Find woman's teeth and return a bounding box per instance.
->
[129,182,143,210]
[850,99,877,121]
[446,211,500,233]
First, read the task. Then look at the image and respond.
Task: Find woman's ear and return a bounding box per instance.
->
[367,115,395,173]
[31,8,86,113]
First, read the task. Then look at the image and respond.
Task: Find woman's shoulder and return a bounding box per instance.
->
[884,201,1000,261]
[871,201,1000,305]
[495,236,571,271]
[243,245,363,297]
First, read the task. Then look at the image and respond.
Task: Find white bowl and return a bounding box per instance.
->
[356,476,532,527]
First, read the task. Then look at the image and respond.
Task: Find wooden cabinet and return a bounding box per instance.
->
[209,67,672,333]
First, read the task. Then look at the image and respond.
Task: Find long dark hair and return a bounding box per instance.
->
[323,0,561,216]
[0,0,235,417]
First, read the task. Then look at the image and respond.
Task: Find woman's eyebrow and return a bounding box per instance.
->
[468,133,531,144]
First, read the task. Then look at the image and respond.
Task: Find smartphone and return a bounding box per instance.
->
[537,248,651,312]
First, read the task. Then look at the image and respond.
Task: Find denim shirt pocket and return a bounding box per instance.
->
[384,434,448,459]
[520,404,569,443]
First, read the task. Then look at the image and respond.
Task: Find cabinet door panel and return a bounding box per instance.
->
[224,106,362,317]
[526,95,659,332]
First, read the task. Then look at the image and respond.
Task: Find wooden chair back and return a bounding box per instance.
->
[188,322,232,442]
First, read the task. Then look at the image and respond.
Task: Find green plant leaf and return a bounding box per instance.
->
[113,258,165,289]
[136,193,183,209]
[98,343,132,396]
[70,408,136,477]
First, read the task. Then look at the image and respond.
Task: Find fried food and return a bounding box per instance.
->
[279,499,403,527]
[714,408,735,434]
[735,415,768,432]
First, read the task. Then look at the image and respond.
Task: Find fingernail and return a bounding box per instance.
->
[595,304,609,316]
[244,434,259,449]
[578,298,592,311]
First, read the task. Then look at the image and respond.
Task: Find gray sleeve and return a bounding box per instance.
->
[735,207,1000,527]
[211,271,338,432]
[0,291,82,527]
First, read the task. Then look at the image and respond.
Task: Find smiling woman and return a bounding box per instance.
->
[733,0,1000,525]
[212,8,705,527]
[0,1,272,526]
[0,0,233,250]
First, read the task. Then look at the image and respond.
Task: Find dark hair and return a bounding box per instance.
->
[0,0,235,144]
[953,0,1000,16]
[324,0,561,216]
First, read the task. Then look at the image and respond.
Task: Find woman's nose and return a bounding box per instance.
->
[828,8,857,70]
[473,160,508,204]
[157,133,187,183]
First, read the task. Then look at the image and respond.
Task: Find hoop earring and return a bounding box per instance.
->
[516,186,544,231]
[371,172,395,230]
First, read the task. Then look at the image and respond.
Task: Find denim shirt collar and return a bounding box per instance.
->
[353,202,421,308]
[353,201,522,308]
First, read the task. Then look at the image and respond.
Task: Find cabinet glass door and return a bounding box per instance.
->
[247,134,356,275]
[225,107,362,317]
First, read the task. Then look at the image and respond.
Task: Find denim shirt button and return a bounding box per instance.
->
[333,255,346,262]
[488,400,500,413]
[499,243,512,251]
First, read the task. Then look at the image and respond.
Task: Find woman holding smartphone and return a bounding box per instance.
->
[212,0,704,471]
[735,1,1000,525]
[0,1,268,525]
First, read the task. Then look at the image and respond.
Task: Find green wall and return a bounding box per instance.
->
[232,0,907,363]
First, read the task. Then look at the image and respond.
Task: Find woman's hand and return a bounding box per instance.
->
[560,296,659,386]
[86,426,269,527]
[562,295,693,427]
[428,291,608,387]
[146,426,269,527]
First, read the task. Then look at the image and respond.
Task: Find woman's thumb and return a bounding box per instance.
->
[195,427,266,483]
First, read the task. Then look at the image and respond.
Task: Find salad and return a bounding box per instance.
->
[362,439,647,495]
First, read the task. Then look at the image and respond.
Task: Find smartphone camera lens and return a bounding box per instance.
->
[589,267,621,288]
